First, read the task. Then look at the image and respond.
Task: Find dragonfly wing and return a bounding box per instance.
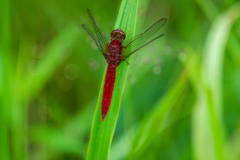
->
[121,18,167,60]
[120,34,165,60]
[87,9,109,54]
[82,24,108,57]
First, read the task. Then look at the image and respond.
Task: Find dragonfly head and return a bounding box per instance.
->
[111,29,126,42]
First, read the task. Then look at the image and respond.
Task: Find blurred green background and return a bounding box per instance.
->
[1,0,240,159]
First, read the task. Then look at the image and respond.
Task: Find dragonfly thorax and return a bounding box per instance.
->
[107,39,122,66]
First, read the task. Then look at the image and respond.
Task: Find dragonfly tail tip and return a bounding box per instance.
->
[102,116,105,121]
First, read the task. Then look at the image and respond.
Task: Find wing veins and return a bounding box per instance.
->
[82,24,107,56]
[87,9,109,52]
[120,34,165,60]
[123,18,167,49]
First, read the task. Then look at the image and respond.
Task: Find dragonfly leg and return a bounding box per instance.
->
[124,60,129,65]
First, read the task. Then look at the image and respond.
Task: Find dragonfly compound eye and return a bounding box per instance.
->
[111,29,126,40]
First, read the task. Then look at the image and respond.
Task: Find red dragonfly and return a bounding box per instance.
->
[82,9,167,121]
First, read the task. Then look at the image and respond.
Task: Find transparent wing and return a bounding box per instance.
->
[121,18,167,60]
[86,9,109,53]
[121,34,165,60]
[82,24,107,57]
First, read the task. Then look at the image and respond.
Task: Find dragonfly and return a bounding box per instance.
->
[82,9,167,121]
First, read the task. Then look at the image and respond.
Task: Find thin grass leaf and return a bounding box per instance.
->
[192,2,240,160]
[0,0,12,159]
[0,53,11,160]
[86,0,138,159]
[195,0,219,20]
[23,24,80,101]
[109,51,197,159]
[126,51,196,159]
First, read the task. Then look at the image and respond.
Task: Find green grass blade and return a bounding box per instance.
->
[0,0,12,159]
[192,2,240,160]
[87,0,138,159]
[125,52,195,159]
[127,75,188,159]
[0,53,11,160]
[109,51,198,159]
[23,24,79,101]
[195,0,219,20]
[9,24,79,160]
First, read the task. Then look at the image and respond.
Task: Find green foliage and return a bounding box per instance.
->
[0,0,240,160]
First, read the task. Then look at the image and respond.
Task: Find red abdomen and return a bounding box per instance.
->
[101,62,116,121]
